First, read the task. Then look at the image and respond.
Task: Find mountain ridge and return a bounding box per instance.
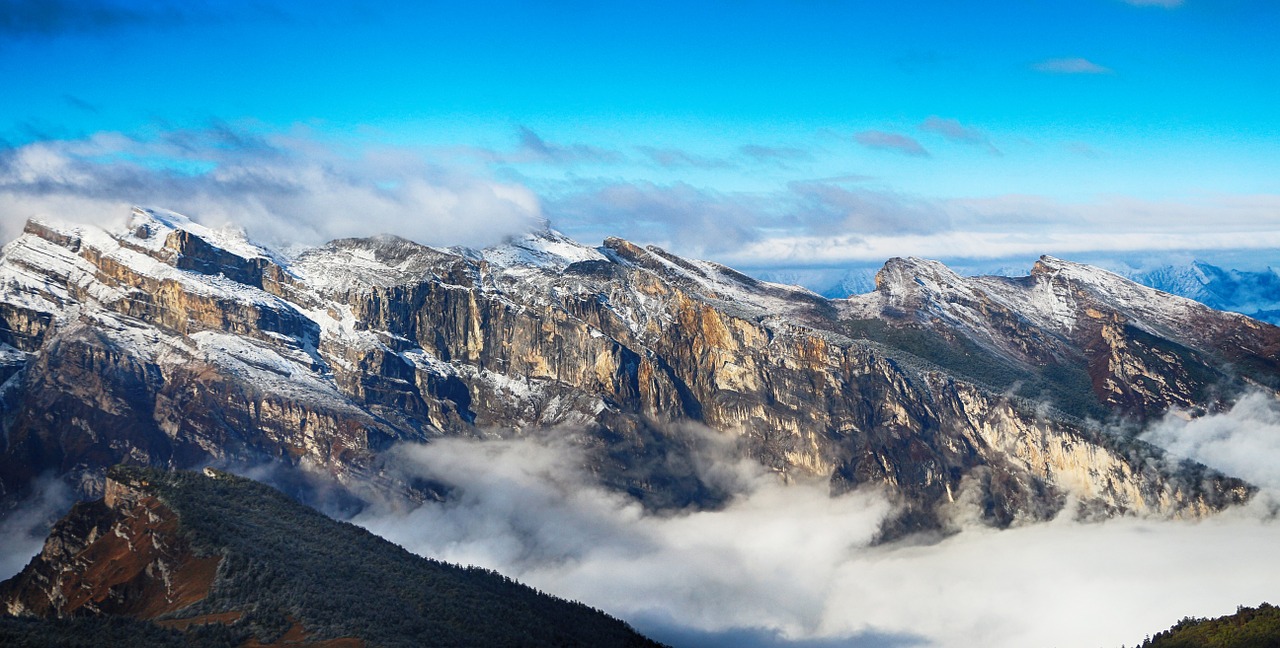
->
[0,207,1271,535]
[773,257,1280,327]
[0,465,662,647]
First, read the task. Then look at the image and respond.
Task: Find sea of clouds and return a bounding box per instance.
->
[1,391,1275,646]
[349,395,1280,648]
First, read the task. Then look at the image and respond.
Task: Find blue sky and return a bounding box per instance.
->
[1,0,1277,274]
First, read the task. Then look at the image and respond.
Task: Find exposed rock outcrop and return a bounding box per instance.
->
[0,208,1270,531]
[1,472,218,619]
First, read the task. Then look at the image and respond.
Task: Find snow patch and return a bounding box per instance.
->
[481,228,608,271]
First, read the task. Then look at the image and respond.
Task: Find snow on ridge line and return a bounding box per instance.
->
[128,206,283,264]
[479,227,609,270]
[1035,254,1211,319]
[19,206,1238,334]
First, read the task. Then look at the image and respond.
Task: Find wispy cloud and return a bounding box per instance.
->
[637,146,731,169]
[1066,141,1103,158]
[509,126,625,166]
[0,125,542,249]
[0,0,277,38]
[61,94,99,113]
[0,476,72,580]
[1033,57,1113,75]
[715,193,1280,267]
[739,144,812,165]
[1122,0,1184,7]
[853,130,930,157]
[351,394,1280,648]
[546,178,948,257]
[0,0,160,36]
[547,180,766,253]
[787,180,948,236]
[919,116,1001,155]
[544,174,1280,270]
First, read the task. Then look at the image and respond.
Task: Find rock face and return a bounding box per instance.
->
[1,473,219,619]
[0,208,1272,531]
[0,466,662,647]
[845,256,1280,420]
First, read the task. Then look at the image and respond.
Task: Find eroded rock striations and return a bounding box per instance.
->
[1,472,218,619]
[0,207,1271,531]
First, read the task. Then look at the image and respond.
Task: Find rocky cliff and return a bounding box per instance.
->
[1,472,218,619]
[0,208,1270,532]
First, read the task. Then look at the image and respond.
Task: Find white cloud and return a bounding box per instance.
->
[0,127,543,250]
[547,180,769,255]
[853,130,930,157]
[1123,0,1183,7]
[1033,57,1113,74]
[716,193,1280,267]
[1143,392,1280,491]
[0,476,72,580]
[723,227,1280,267]
[353,396,1280,648]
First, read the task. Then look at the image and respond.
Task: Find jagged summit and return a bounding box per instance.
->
[872,256,981,307]
[0,206,1273,535]
[124,207,278,264]
[480,226,609,270]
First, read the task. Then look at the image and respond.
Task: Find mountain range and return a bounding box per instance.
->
[0,207,1278,645]
[0,207,1274,538]
[761,259,1280,327]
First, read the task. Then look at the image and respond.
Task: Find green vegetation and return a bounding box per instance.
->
[0,616,243,647]
[841,318,1106,420]
[842,318,1025,387]
[71,466,661,648]
[1138,603,1280,648]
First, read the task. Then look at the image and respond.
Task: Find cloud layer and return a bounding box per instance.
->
[0,126,542,249]
[352,394,1280,648]
[548,176,1280,269]
[4,125,1280,277]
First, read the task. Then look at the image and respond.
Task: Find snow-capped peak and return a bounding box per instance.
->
[126,206,279,263]
[479,227,608,271]
[874,256,982,304]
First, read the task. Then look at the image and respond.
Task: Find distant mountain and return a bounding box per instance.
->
[750,266,879,299]
[786,259,1280,327]
[0,208,1273,536]
[0,466,662,647]
[1126,262,1280,326]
